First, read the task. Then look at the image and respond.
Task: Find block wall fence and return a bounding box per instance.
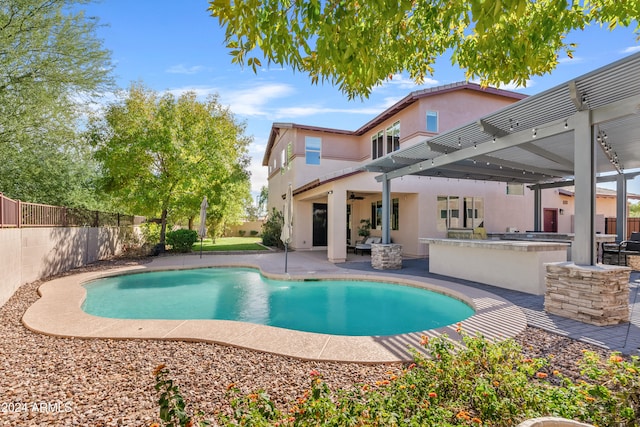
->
[0,226,128,307]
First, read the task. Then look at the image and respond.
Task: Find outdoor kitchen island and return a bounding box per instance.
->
[419,238,569,295]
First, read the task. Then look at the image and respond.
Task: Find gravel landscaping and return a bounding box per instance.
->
[0,258,612,426]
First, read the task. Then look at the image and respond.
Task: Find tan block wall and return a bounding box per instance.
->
[0,226,125,307]
[225,220,264,237]
[545,262,631,326]
[0,229,22,308]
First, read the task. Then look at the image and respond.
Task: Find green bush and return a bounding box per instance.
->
[249,230,259,236]
[166,229,198,253]
[140,222,161,246]
[238,230,246,237]
[152,330,640,426]
[261,208,283,248]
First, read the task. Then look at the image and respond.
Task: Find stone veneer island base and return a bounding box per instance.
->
[545,262,631,326]
[371,243,402,270]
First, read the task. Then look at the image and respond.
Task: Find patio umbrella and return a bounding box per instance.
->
[280,183,293,272]
[198,196,208,258]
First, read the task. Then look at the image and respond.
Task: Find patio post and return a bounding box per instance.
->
[572,109,596,266]
[533,187,542,231]
[615,174,627,242]
[381,175,390,244]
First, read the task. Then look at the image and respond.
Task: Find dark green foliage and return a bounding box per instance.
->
[166,229,198,253]
[261,208,283,248]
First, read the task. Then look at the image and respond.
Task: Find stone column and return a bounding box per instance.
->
[545,262,630,326]
[371,244,402,270]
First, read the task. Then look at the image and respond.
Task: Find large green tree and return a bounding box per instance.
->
[90,84,253,246]
[209,0,640,98]
[0,0,113,205]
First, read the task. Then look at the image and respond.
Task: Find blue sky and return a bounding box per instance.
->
[83,0,640,197]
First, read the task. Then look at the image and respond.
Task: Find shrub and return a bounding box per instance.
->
[140,222,161,246]
[154,330,640,426]
[166,229,198,253]
[249,230,259,236]
[261,207,283,248]
[238,230,246,237]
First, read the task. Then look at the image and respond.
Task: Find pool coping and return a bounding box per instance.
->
[22,260,527,363]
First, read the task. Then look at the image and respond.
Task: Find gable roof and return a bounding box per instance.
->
[263,82,527,166]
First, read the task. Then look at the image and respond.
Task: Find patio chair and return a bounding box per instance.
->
[603,231,640,266]
[355,236,382,255]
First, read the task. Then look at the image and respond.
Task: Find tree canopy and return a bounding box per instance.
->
[90,84,253,244]
[0,0,113,205]
[209,0,640,98]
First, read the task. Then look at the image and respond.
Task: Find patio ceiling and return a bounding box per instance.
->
[363,52,640,185]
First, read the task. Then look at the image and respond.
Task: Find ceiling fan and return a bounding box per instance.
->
[349,192,365,201]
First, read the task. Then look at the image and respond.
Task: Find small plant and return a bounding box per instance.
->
[357,218,371,239]
[249,230,259,236]
[166,229,198,253]
[153,364,211,427]
[238,230,246,237]
[153,331,640,427]
[141,222,161,246]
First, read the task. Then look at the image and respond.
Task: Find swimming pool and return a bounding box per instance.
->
[82,267,474,336]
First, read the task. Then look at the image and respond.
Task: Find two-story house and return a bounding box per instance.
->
[263,82,543,262]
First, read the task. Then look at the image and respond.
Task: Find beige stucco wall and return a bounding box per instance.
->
[281,171,537,260]
[0,226,125,307]
[264,87,624,262]
[541,190,618,234]
[0,229,22,309]
[225,220,264,237]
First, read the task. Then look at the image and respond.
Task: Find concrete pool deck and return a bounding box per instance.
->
[22,251,529,363]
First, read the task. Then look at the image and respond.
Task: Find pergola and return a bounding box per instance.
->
[363,52,640,266]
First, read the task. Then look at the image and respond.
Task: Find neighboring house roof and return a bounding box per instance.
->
[263,82,527,166]
[558,186,640,200]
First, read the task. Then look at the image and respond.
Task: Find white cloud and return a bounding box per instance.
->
[222,83,296,117]
[166,64,205,74]
[274,105,383,119]
[163,85,219,99]
[622,45,640,54]
[558,56,584,64]
[469,78,531,91]
[500,80,533,91]
[248,157,268,193]
[386,74,439,90]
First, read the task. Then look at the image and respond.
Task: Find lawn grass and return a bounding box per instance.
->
[191,237,268,252]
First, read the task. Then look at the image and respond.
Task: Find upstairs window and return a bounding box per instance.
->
[305,137,321,165]
[371,131,384,159]
[426,111,438,133]
[280,149,286,174]
[386,121,400,153]
[506,183,524,195]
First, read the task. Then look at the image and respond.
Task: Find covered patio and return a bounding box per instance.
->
[364,52,640,325]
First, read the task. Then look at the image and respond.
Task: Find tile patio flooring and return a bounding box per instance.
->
[339,251,640,356]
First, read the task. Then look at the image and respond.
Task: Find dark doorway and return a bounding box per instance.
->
[312,203,328,246]
[543,208,558,232]
[346,204,352,244]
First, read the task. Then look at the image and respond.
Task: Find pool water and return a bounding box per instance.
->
[82,268,474,336]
